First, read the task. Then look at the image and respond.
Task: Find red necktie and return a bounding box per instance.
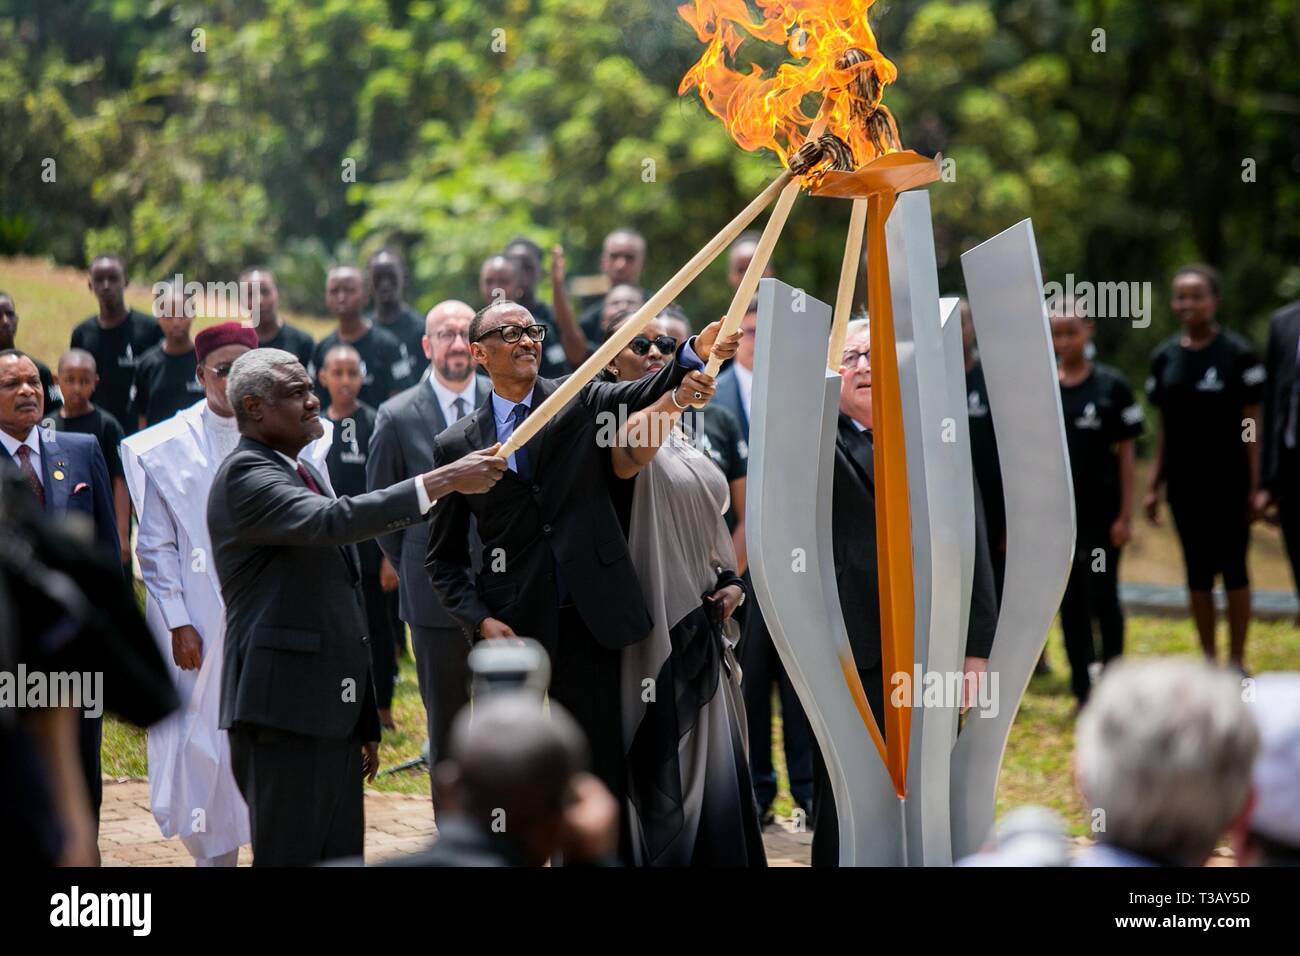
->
[15,445,45,507]
[296,462,323,495]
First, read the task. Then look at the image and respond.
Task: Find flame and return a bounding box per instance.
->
[678,0,900,172]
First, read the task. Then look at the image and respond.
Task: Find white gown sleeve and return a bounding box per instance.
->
[135,471,192,631]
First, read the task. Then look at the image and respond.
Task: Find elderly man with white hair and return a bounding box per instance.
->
[1231,672,1300,866]
[1074,657,1259,866]
[206,347,506,865]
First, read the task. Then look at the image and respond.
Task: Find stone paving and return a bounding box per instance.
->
[98,779,813,866]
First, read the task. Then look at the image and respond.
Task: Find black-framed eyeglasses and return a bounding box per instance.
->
[473,323,547,345]
[841,350,870,369]
[205,362,235,378]
[628,335,677,356]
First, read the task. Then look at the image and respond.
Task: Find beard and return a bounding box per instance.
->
[439,358,472,384]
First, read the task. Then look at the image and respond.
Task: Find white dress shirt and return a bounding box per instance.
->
[734,362,754,423]
[429,373,479,428]
[0,425,43,486]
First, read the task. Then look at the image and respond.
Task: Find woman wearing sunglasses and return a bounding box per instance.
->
[600,309,765,866]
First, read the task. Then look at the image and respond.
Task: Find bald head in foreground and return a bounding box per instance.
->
[207,347,504,866]
[392,692,618,866]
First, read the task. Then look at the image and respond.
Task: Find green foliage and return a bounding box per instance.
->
[1,0,1296,382]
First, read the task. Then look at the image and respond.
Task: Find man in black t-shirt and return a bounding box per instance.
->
[69,254,162,435]
[310,265,405,411]
[0,291,61,418]
[129,282,202,429]
[51,350,130,567]
[478,254,567,379]
[240,267,316,368]
[365,250,422,391]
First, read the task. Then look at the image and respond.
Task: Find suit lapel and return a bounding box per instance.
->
[413,381,449,435]
[838,415,874,492]
[526,377,559,478]
[39,433,71,515]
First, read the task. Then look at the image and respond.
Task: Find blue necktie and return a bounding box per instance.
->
[510,403,532,480]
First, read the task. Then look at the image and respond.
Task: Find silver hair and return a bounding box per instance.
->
[226,347,301,427]
[1075,658,1258,864]
[845,315,870,338]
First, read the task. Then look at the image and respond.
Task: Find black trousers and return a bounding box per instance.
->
[228,725,364,866]
[1059,535,1124,704]
[549,608,625,806]
[78,712,102,828]
[1280,493,1300,605]
[361,576,400,710]
[810,663,882,867]
[409,624,471,769]
[739,591,814,812]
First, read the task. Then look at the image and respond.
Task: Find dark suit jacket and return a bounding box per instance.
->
[368,375,491,628]
[208,437,426,741]
[830,414,997,673]
[425,354,690,657]
[1261,300,1300,496]
[6,430,121,562]
[713,365,749,441]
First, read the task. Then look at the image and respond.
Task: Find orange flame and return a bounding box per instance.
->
[678,0,900,171]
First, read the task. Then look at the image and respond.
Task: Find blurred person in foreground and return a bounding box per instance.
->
[393,693,619,866]
[1073,657,1258,866]
[1231,672,1300,866]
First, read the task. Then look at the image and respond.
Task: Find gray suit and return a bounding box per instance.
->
[209,436,426,864]
[368,375,489,769]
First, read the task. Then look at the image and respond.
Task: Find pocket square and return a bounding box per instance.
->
[73,482,89,494]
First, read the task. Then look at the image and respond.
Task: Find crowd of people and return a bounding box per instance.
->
[1,227,1297,869]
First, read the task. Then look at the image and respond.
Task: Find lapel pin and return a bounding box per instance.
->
[53,469,66,481]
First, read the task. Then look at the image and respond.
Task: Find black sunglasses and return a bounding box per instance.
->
[628,335,677,356]
[473,323,547,345]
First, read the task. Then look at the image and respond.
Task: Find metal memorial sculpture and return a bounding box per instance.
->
[497,0,1075,864]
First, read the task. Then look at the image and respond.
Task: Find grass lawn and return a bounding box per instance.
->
[103,613,1300,826]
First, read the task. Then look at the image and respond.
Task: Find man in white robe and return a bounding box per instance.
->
[122,322,334,865]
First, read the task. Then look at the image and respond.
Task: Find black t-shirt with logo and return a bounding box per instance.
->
[52,406,126,480]
[259,321,316,370]
[1147,330,1266,503]
[69,309,163,435]
[521,299,571,379]
[310,324,406,412]
[965,361,1006,545]
[129,345,202,428]
[323,402,382,577]
[1060,363,1145,529]
[366,306,424,392]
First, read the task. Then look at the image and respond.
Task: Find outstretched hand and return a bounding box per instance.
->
[438,443,508,495]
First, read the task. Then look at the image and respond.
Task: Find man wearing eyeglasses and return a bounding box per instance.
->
[426,300,738,849]
[122,322,320,866]
[812,318,995,865]
[368,300,492,790]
